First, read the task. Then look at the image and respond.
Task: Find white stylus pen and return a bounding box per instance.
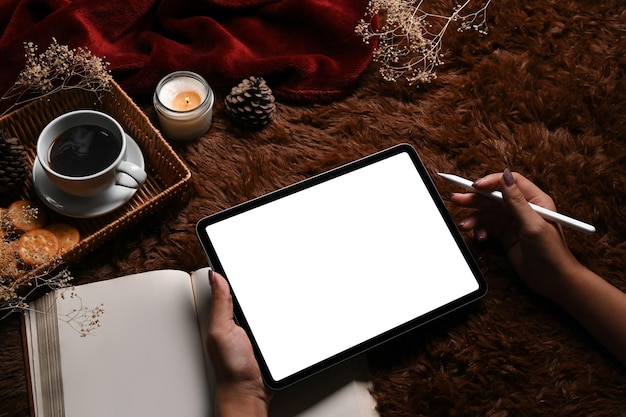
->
[438,173,597,234]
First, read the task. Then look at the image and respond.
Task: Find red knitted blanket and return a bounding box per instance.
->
[0,0,374,103]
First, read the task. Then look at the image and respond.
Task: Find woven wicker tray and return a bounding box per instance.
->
[0,81,192,287]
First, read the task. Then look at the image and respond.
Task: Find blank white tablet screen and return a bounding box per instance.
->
[203,151,479,382]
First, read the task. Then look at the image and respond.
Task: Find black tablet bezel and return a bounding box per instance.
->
[196,143,487,390]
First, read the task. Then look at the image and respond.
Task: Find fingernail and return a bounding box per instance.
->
[476,230,488,241]
[472,177,484,187]
[208,268,214,286]
[503,168,515,187]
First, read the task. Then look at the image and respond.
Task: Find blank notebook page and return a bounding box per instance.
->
[55,270,210,417]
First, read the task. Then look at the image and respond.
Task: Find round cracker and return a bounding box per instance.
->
[17,229,59,266]
[45,223,80,253]
[8,200,48,233]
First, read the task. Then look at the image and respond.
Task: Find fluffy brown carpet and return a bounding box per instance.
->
[2,0,626,416]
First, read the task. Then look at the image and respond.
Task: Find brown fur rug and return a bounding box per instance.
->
[2,0,626,415]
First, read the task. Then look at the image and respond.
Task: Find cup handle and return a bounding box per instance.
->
[115,160,147,189]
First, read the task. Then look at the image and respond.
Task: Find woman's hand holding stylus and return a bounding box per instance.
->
[450,169,626,365]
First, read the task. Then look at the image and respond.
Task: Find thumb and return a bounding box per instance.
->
[500,168,542,231]
[208,269,235,326]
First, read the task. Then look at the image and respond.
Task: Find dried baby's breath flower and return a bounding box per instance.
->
[1,38,112,115]
[1,207,66,318]
[356,0,491,85]
[1,266,69,320]
[57,287,105,337]
[1,208,103,336]
[1,267,105,336]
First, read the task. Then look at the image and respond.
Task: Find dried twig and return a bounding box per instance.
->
[356,0,491,85]
[1,38,112,116]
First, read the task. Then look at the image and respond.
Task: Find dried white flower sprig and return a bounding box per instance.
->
[1,267,68,320]
[356,0,491,85]
[1,209,103,336]
[57,287,105,337]
[1,271,104,337]
[0,37,112,116]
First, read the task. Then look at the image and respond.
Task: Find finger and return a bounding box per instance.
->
[458,215,477,231]
[500,169,546,233]
[473,227,488,242]
[450,192,503,211]
[471,173,503,191]
[474,171,556,211]
[508,173,556,211]
[468,215,510,240]
[209,270,235,327]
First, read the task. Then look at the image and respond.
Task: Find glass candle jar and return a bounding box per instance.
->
[153,71,214,141]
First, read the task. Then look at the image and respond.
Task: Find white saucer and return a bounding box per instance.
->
[33,133,145,218]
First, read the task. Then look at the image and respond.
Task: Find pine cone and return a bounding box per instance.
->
[0,130,30,195]
[224,76,276,129]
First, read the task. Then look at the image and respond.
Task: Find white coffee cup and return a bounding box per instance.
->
[36,110,147,197]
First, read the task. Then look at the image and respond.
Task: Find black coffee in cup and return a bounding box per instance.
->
[48,125,122,177]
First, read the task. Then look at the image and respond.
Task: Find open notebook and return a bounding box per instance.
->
[23,268,379,417]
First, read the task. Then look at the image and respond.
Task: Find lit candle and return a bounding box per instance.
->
[153,71,214,141]
[172,92,202,111]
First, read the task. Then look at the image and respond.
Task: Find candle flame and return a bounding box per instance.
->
[170,91,202,111]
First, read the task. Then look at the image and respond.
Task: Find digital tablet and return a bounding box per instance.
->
[196,143,487,390]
